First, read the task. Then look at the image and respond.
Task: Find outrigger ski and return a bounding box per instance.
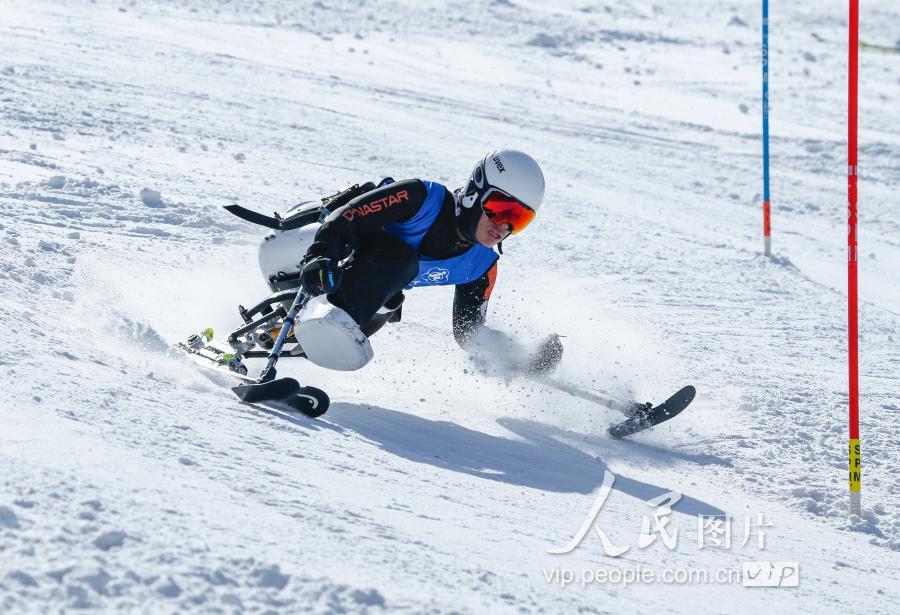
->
[177,335,329,417]
[529,376,696,438]
[177,286,330,418]
[607,385,696,439]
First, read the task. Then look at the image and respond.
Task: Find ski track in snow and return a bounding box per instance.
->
[1,0,898,612]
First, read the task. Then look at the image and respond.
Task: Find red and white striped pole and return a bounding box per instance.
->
[847,0,861,517]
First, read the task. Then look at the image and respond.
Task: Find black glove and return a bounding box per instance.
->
[301,256,342,296]
[524,333,564,375]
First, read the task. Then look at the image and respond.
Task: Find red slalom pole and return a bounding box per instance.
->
[762,0,772,256]
[847,0,861,517]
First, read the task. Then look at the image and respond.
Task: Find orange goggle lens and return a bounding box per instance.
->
[482,193,535,234]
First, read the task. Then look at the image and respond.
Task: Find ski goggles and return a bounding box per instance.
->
[481,190,536,234]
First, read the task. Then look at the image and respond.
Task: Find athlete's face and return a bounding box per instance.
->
[474,212,511,247]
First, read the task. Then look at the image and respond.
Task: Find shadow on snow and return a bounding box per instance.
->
[304,402,728,517]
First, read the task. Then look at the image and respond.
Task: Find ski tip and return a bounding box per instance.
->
[297,386,330,418]
[678,385,697,404]
[663,385,696,414]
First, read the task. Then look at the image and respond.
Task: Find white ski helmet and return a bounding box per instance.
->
[457,148,545,242]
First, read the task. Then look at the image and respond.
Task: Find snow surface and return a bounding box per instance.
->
[1,0,898,612]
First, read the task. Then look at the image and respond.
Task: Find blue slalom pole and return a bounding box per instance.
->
[762,0,772,256]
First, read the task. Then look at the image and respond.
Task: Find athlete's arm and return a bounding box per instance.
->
[452,261,498,347]
[453,262,563,374]
[309,179,427,260]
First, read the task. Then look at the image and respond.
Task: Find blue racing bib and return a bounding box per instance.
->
[383,181,498,289]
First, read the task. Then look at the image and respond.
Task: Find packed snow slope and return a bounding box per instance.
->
[1,0,898,612]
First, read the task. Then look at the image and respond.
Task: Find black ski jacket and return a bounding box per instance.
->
[309,179,497,347]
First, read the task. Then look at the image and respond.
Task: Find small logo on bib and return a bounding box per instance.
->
[410,267,450,286]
